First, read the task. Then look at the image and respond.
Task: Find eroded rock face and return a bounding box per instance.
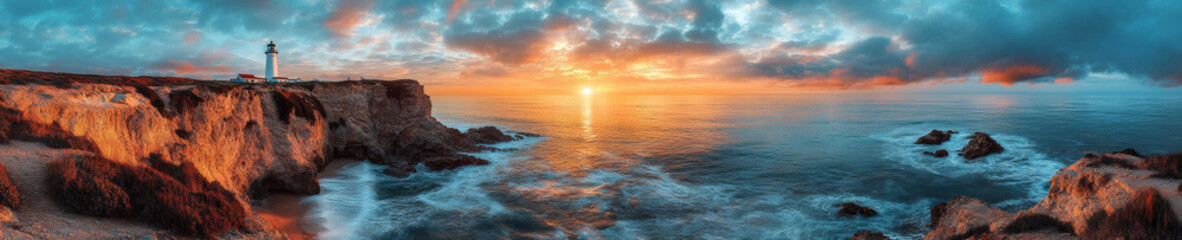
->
[0,69,527,237]
[923,152,1182,239]
[960,132,1004,160]
[0,83,329,201]
[916,130,957,145]
[309,81,520,176]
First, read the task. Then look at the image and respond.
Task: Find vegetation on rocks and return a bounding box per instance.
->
[47,155,247,237]
[0,163,19,210]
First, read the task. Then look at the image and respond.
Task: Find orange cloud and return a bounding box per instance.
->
[151,60,231,75]
[447,0,468,24]
[323,0,375,39]
[981,65,1050,87]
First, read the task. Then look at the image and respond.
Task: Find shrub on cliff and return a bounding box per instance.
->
[0,163,19,210]
[47,155,247,237]
[47,156,133,217]
[1000,214,1074,234]
[0,106,100,153]
[1139,153,1182,179]
[1084,188,1182,239]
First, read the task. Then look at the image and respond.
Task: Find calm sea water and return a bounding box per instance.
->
[301,93,1182,239]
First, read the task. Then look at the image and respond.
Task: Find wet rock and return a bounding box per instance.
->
[835,202,878,217]
[848,230,890,240]
[381,166,416,178]
[923,149,949,158]
[925,196,1010,239]
[960,132,1004,160]
[423,155,491,171]
[512,131,542,140]
[915,130,957,145]
[465,126,516,144]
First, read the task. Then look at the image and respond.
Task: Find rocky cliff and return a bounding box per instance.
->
[924,151,1182,240]
[0,69,523,238]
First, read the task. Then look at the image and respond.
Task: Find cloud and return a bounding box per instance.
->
[0,0,1179,90]
[323,0,376,40]
[150,60,232,75]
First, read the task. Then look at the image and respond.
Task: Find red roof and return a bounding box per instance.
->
[238,74,260,78]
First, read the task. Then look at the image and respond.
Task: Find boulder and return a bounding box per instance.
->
[960,132,1004,160]
[915,130,958,145]
[465,126,516,145]
[835,202,878,217]
[923,149,949,158]
[423,155,491,171]
[848,230,890,240]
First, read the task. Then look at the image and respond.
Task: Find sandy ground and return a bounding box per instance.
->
[0,141,178,239]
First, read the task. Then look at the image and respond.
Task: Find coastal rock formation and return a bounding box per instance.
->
[916,130,958,145]
[835,202,879,217]
[307,81,524,176]
[923,152,1182,239]
[0,69,525,238]
[960,132,1004,161]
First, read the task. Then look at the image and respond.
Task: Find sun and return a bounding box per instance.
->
[581,87,593,96]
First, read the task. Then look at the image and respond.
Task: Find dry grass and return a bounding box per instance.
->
[1084,188,1182,239]
[0,69,197,86]
[1140,153,1182,179]
[0,163,19,209]
[47,155,247,237]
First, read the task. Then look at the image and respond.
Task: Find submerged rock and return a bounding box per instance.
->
[465,126,516,144]
[835,202,878,217]
[960,132,1004,160]
[915,130,958,145]
[923,149,949,158]
[848,230,890,240]
[423,155,491,171]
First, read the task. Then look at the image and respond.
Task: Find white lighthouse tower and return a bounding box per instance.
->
[265,41,279,82]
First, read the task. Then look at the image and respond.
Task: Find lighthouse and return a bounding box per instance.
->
[265,41,279,81]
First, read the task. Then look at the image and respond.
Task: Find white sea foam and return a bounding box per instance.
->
[304,131,545,239]
[872,126,1066,205]
[302,161,390,240]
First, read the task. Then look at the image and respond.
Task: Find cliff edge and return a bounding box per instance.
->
[0,69,525,238]
[925,152,1182,240]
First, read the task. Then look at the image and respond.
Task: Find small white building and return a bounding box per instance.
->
[233,41,300,83]
[233,73,266,83]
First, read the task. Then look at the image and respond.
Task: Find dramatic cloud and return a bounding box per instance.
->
[0,0,1179,92]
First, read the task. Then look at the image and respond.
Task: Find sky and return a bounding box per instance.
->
[1,0,1180,94]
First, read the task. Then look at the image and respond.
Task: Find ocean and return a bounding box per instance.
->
[298,93,1182,239]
